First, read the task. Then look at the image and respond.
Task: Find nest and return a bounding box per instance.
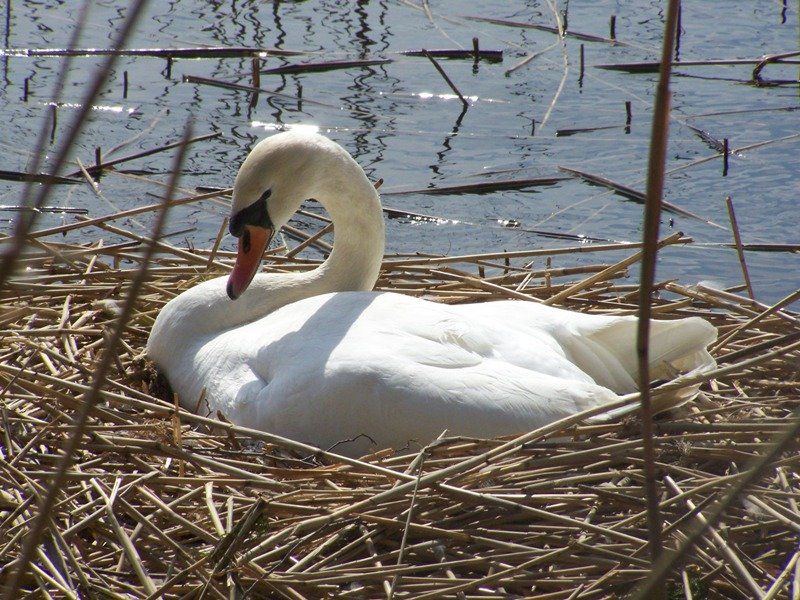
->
[1,209,800,600]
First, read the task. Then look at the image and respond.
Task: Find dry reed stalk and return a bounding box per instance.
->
[464,15,631,47]
[636,0,681,584]
[558,166,722,227]
[3,117,188,596]
[65,132,221,178]
[13,46,307,59]
[262,58,393,75]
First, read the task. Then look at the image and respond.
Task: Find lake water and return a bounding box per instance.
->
[1,1,798,305]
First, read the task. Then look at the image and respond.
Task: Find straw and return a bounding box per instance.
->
[2,195,798,597]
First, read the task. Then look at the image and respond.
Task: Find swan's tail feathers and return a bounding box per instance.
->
[563,314,717,396]
[646,316,718,380]
[589,380,707,425]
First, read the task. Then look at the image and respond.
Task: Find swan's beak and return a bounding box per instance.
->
[227,224,272,300]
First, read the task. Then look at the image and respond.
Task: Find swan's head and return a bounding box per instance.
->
[226,131,344,300]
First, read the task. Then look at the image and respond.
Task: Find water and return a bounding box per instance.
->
[1,1,798,304]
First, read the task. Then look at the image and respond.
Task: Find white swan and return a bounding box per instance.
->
[147,131,716,457]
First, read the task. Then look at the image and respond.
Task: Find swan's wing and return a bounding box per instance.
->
[454,300,717,392]
[227,293,619,455]
[243,339,620,456]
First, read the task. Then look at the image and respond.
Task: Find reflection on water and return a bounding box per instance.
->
[0,1,798,304]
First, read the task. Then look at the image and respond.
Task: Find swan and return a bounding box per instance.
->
[147,130,716,457]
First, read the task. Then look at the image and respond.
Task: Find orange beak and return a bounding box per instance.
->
[227,224,272,300]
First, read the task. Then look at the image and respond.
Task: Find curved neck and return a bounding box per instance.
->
[183,167,385,335]
[312,169,385,293]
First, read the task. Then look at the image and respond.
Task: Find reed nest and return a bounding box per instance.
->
[1,203,800,600]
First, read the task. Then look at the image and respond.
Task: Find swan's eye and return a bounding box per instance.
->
[229,189,273,237]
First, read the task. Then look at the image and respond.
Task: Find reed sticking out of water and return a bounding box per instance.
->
[465,15,630,46]
[261,58,393,75]
[382,176,565,195]
[723,137,730,175]
[401,47,503,62]
[182,74,381,121]
[725,196,754,300]
[0,170,80,184]
[558,165,723,227]
[597,52,800,85]
[422,50,470,108]
[752,50,800,83]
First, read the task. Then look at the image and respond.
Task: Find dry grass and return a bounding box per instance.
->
[2,204,799,599]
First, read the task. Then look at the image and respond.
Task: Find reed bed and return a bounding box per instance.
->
[1,199,799,600]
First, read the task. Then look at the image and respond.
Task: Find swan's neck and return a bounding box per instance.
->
[157,166,385,338]
[308,168,385,294]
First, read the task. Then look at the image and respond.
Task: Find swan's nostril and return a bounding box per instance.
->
[242,227,252,254]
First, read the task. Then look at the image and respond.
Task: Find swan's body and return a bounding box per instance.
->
[148,131,716,457]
